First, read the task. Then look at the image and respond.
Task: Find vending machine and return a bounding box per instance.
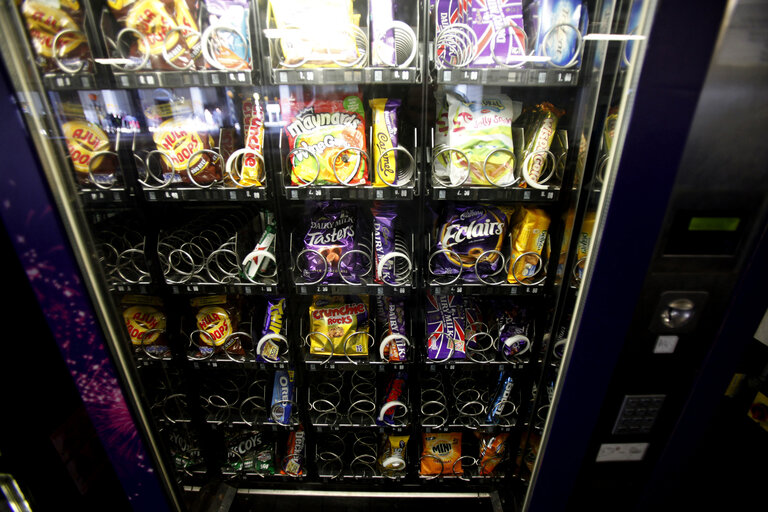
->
[0,0,750,511]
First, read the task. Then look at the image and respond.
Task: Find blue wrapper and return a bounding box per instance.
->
[269,370,294,424]
[487,372,514,424]
[534,0,584,68]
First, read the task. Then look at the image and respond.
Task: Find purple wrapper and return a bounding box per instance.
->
[372,203,396,284]
[257,298,285,362]
[432,204,512,283]
[435,0,469,66]
[303,202,358,283]
[468,0,526,68]
[426,294,466,360]
[380,297,407,362]
[371,0,396,66]
[495,301,530,357]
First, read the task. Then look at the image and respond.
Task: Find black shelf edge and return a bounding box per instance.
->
[423,359,529,370]
[188,358,290,370]
[43,72,100,90]
[428,187,559,202]
[303,359,409,372]
[167,282,279,295]
[434,67,580,87]
[79,188,131,204]
[284,186,415,201]
[271,67,421,85]
[294,282,414,296]
[143,186,269,202]
[111,70,257,89]
[427,283,546,297]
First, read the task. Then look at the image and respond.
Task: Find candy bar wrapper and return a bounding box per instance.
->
[226,431,275,474]
[507,208,551,284]
[308,295,369,356]
[434,0,469,67]
[122,295,169,356]
[521,102,565,186]
[303,202,358,282]
[574,211,596,280]
[378,371,407,426]
[106,0,202,70]
[534,0,584,68]
[477,433,509,475]
[204,0,251,69]
[436,92,522,187]
[379,297,408,362]
[190,295,243,356]
[268,0,361,68]
[495,301,530,357]
[371,203,397,283]
[466,0,526,68]
[269,370,295,424]
[21,0,92,73]
[257,298,285,362]
[284,93,368,186]
[243,213,276,280]
[486,373,514,424]
[239,92,265,186]
[420,433,462,476]
[370,99,401,187]
[370,0,395,66]
[426,294,466,360]
[281,426,305,476]
[379,434,409,473]
[432,203,514,282]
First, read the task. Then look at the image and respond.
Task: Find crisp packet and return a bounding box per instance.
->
[507,208,551,284]
[378,297,408,362]
[379,434,409,473]
[370,98,401,187]
[432,204,514,282]
[435,92,522,187]
[420,433,462,476]
[191,295,243,356]
[426,294,465,360]
[302,202,358,282]
[308,295,369,356]
[106,0,202,70]
[226,430,275,474]
[21,0,91,73]
[257,298,286,362]
[168,429,204,473]
[281,426,305,476]
[487,373,515,424]
[62,117,117,185]
[377,371,407,426]
[284,93,368,186]
[269,370,295,424]
[477,433,509,475]
[204,0,251,69]
[122,295,168,355]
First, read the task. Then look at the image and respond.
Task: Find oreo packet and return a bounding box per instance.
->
[269,370,295,424]
[432,203,514,282]
[226,430,275,475]
[426,294,465,360]
[486,372,515,425]
[302,202,359,283]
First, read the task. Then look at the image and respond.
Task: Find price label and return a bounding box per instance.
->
[402,70,410,80]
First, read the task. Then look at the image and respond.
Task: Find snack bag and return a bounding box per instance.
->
[122,295,169,356]
[226,430,275,475]
[308,295,369,357]
[61,112,118,185]
[190,295,243,356]
[167,429,204,473]
[21,0,92,73]
[378,434,409,474]
[106,0,202,70]
[283,93,368,186]
[302,202,358,283]
[435,92,522,187]
[420,433,462,476]
[203,0,251,70]
[371,203,399,284]
[432,203,515,282]
[268,0,361,68]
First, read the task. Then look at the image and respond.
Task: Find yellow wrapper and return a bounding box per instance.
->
[370,98,399,187]
[576,211,596,263]
[308,296,369,356]
[62,120,111,174]
[420,433,462,476]
[122,295,165,345]
[507,208,551,284]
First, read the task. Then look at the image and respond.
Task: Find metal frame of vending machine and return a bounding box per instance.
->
[0,1,744,511]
